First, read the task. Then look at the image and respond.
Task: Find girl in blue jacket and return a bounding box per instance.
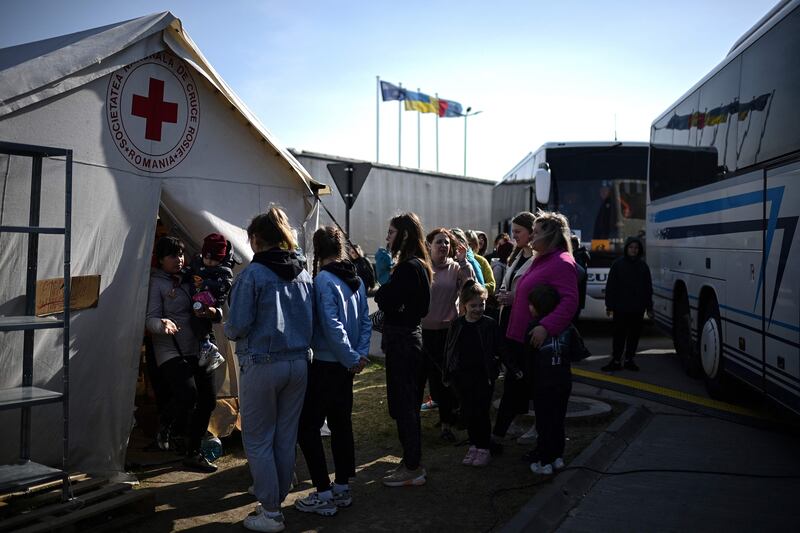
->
[295,226,371,517]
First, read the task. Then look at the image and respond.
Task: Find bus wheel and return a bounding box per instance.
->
[673,292,699,377]
[699,300,727,398]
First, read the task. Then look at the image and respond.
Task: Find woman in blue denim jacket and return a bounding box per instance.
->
[295,226,371,517]
[224,206,313,533]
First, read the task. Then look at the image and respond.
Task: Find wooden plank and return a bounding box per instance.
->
[35,275,100,316]
[0,474,88,504]
[13,488,151,533]
[0,478,104,519]
[0,483,126,532]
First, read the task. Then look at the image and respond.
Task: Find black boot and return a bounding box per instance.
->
[601,359,622,371]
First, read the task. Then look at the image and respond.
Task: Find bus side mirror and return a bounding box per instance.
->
[534,167,551,204]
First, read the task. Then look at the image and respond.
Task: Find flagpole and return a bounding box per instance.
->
[398,82,403,166]
[376,76,380,163]
[435,92,439,172]
[417,87,421,169]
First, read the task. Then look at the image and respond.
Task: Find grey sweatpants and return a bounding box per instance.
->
[239,358,308,509]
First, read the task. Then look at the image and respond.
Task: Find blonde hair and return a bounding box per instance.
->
[247,205,297,250]
[534,209,573,254]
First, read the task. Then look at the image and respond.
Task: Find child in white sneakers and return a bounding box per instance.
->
[443,280,501,467]
[185,232,234,372]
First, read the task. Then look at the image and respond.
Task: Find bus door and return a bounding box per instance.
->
[763,161,800,412]
[721,170,765,389]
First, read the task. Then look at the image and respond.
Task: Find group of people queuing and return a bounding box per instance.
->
[145,204,652,533]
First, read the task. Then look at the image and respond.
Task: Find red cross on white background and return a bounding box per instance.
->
[131,78,178,141]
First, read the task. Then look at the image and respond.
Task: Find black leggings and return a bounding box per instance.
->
[159,356,217,454]
[297,360,356,491]
[422,328,459,425]
[383,325,426,470]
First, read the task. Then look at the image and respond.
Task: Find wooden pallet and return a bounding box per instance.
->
[0,474,153,532]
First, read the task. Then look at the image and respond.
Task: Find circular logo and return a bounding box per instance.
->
[106,51,200,173]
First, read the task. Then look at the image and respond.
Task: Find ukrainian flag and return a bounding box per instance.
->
[404,91,439,114]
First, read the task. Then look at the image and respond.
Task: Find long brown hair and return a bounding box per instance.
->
[507,211,535,266]
[390,212,433,281]
[312,226,346,276]
[247,205,297,250]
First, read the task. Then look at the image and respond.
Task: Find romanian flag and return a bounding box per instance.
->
[404,90,439,114]
[438,98,463,117]
[380,81,406,101]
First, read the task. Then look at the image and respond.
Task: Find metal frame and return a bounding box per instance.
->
[0,140,72,501]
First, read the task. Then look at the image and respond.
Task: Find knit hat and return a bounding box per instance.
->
[202,233,227,261]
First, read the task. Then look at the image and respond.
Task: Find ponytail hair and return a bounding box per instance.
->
[459,278,488,306]
[247,205,297,251]
[312,226,346,276]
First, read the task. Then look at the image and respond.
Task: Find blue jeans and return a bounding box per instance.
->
[239,358,308,509]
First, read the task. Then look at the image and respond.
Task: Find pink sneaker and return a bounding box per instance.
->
[462,446,478,465]
[472,448,491,467]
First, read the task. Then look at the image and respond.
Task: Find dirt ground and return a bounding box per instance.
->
[124,360,622,532]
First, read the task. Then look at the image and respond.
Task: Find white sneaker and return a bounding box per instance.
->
[553,457,565,470]
[243,510,285,532]
[294,492,337,516]
[205,351,225,372]
[530,461,553,475]
[516,425,538,445]
[332,488,352,507]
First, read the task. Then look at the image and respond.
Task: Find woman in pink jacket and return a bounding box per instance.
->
[506,211,578,352]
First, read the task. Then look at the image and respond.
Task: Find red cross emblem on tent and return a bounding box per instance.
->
[106,52,200,173]
[131,78,178,141]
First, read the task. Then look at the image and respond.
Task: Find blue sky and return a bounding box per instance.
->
[0,0,779,180]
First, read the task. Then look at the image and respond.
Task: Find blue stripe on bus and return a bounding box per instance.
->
[721,304,800,334]
[651,189,764,223]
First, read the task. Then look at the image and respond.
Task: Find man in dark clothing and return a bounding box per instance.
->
[601,236,653,371]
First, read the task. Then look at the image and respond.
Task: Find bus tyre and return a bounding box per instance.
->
[699,300,728,399]
[673,293,700,378]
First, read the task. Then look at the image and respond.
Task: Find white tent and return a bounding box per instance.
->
[0,12,322,475]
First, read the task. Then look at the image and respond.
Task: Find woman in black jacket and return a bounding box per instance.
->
[375,212,432,487]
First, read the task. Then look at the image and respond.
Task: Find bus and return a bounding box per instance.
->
[647,0,800,411]
[492,142,649,319]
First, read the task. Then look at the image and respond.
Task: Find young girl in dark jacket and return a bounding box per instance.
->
[443,280,501,467]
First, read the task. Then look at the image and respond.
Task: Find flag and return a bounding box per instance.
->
[438,98,463,117]
[380,81,406,101]
[404,90,439,114]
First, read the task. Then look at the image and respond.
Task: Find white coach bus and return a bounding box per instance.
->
[493,142,648,319]
[648,0,800,411]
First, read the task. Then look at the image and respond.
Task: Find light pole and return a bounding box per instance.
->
[463,106,482,176]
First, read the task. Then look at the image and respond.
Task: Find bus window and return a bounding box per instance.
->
[738,7,800,167]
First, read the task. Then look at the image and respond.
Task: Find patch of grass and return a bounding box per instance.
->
[130,358,622,532]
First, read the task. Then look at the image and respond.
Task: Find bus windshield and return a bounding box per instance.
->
[557,178,646,259]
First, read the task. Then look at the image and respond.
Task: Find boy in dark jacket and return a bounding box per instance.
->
[525,284,573,476]
[602,236,653,372]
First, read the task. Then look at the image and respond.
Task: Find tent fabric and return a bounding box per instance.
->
[0,13,319,475]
